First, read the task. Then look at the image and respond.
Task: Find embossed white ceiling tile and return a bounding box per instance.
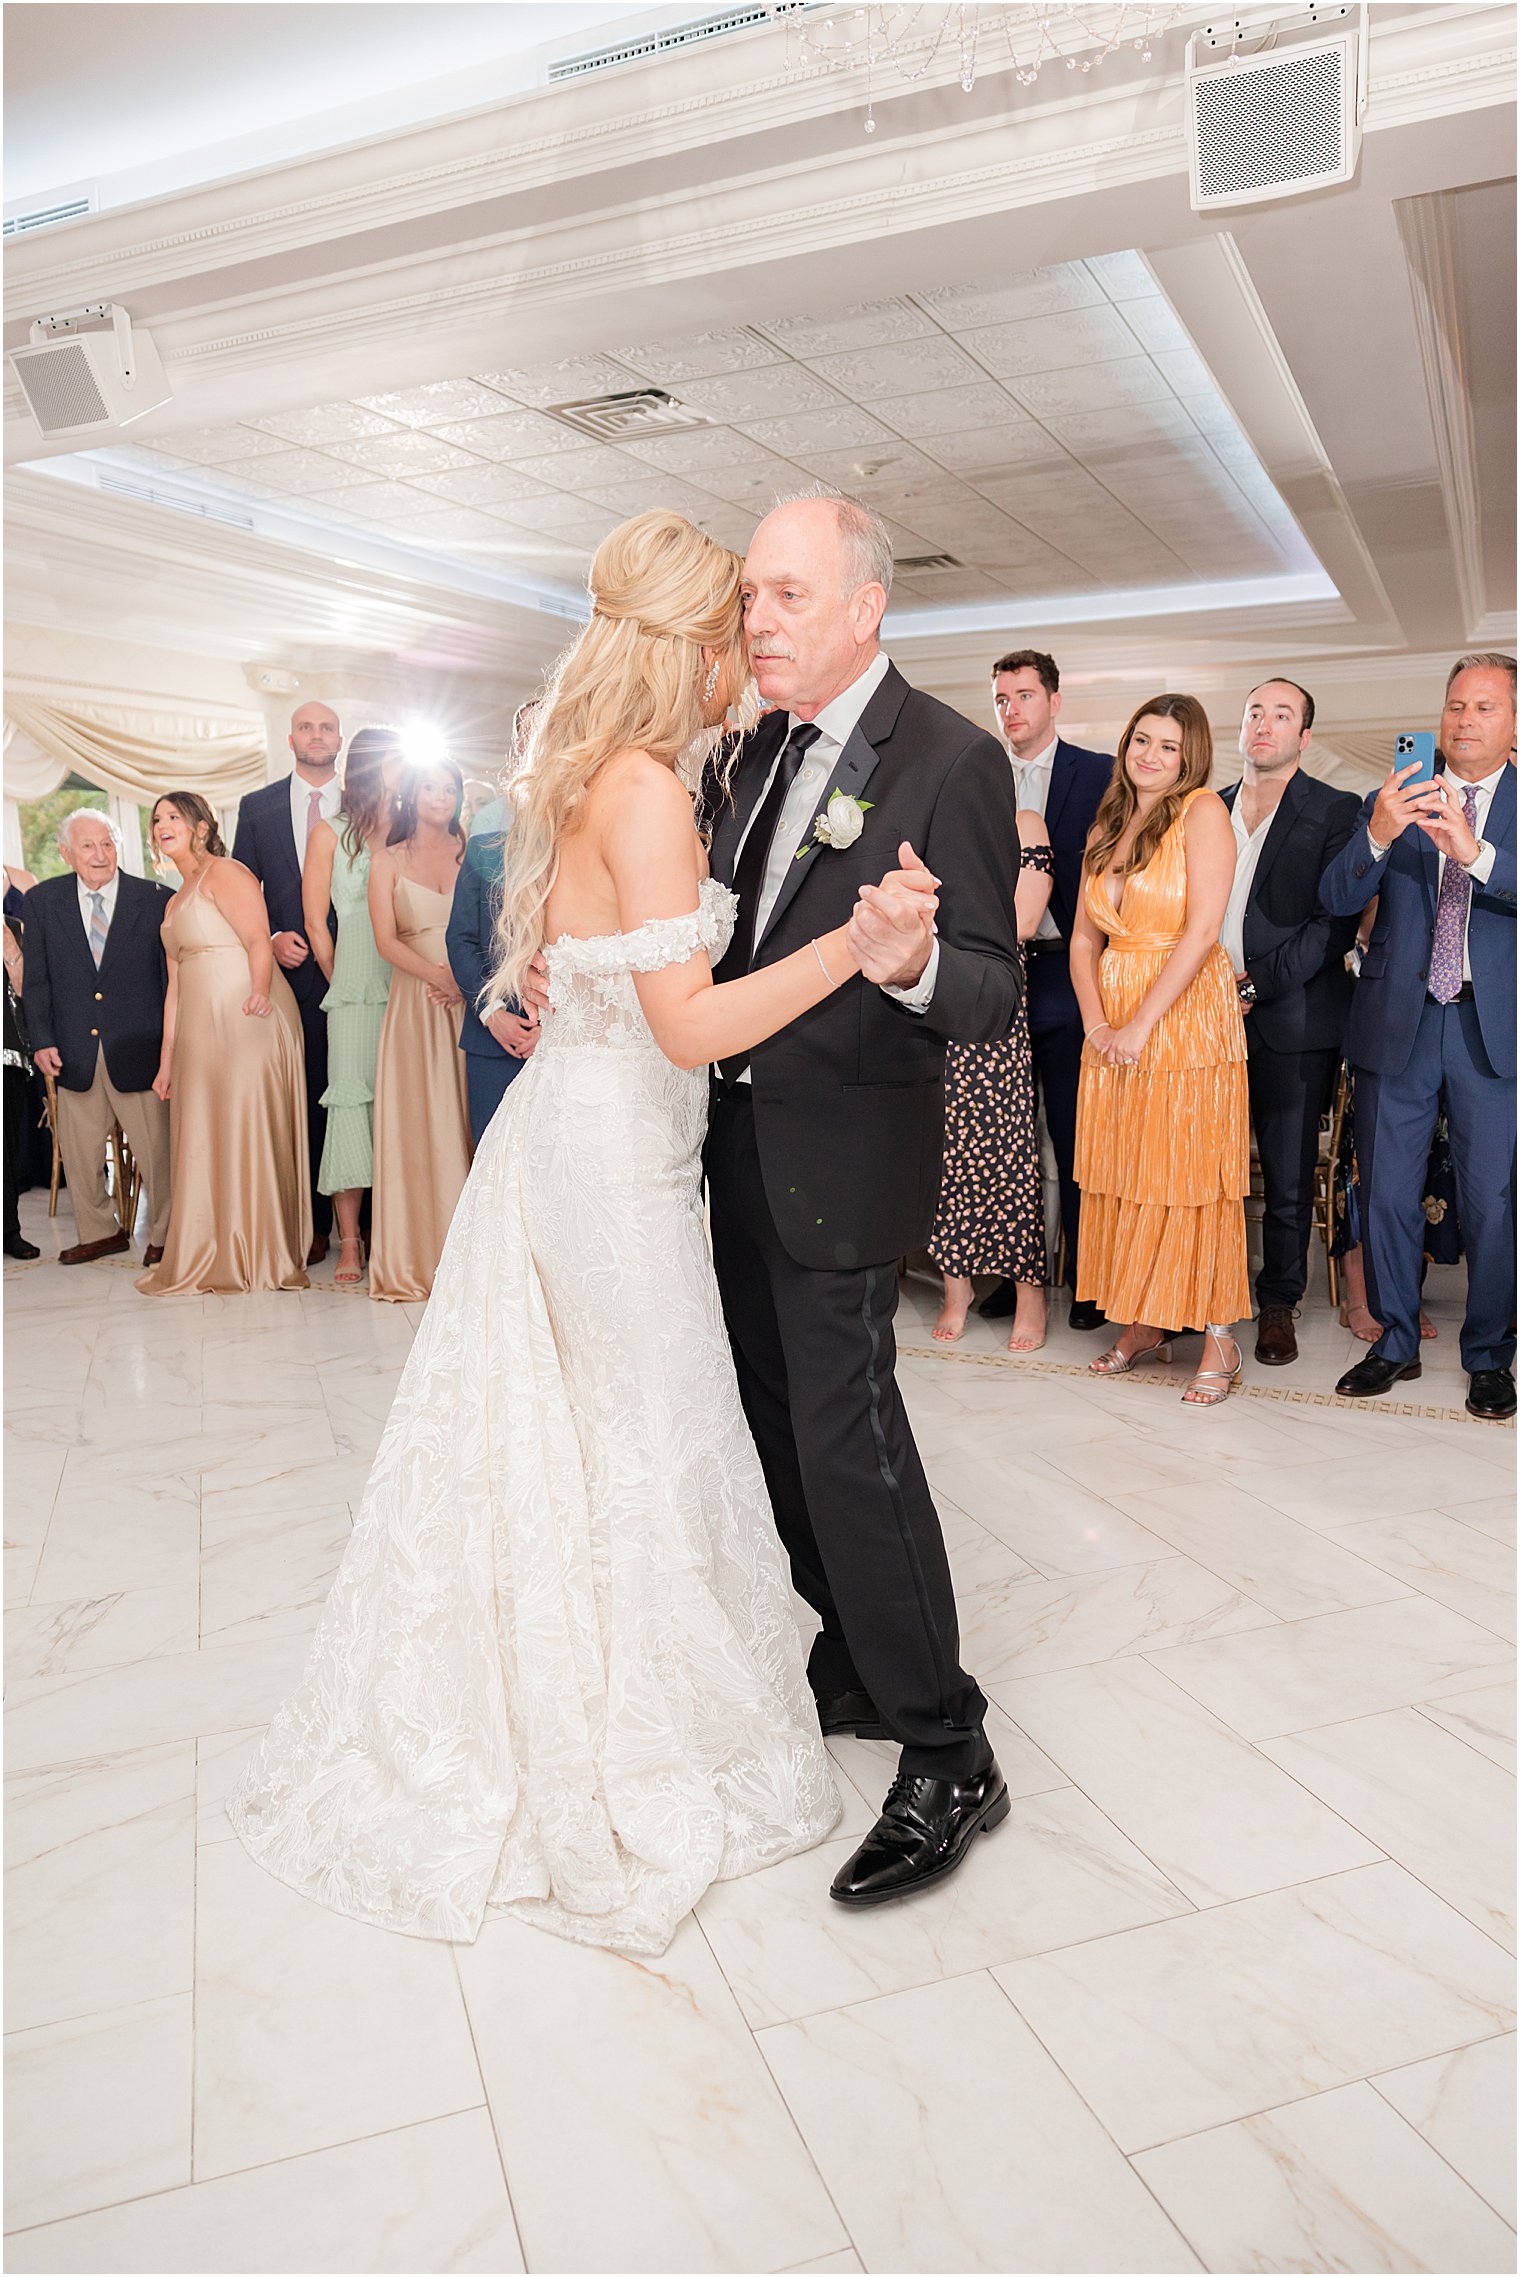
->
[493,495,623,538]
[691,509,762,553]
[325,431,478,476]
[1007,358,1173,418]
[476,356,644,408]
[1150,345,1219,397]
[891,570,1007,603]
[736,406,900,456]
[579,475,722,517]
[231,447,379,495]
[1183,394,1241,440]
[1049,400,1202,452]
[431,410,588,459]
[1083,251,1160,302]
[615,427,783,476]
[611,328,783,383]
[677,366,845,421]
[355,380,518,428]
[925,425,1074,475]
[803,338,986,398]
[305,479,437,522]
[386,505,520,543]
[511,443,641,489]
[752,299,936,355]
[409,465,562,506]
[870,381,1027,438]
[251,403,405,448]
[1114,297,1196,357]
[913,266,1106,329]
[693,456,808,508]
[792,442,948,492]
[154,425,291,464]
[962,305,1144,377]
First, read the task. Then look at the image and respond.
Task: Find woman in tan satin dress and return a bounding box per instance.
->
[367,761,472,1301]
[138,795,312,1296]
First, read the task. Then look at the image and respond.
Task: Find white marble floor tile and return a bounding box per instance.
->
[6,1585,201,1698]
[1148,1595,1514,1739]
[1132,2080,1516,2273]
[194,1412,340,1507]
[196,1728,264,1844]
[1036,1427,1224,1501]
[198,1503,351,1647]
[193,1837,484,2179]
[784,2253,862,2273]
[1326,1510,1518,1642]
[458,1913,846,2273]
[1441,1494,1517,1546]
[1414,1679,1516,1772]
[760,1972,1199,2273]
[5,2107,522,2274]
[4,1632,310,1773]
[963,1553,1278,1687]
[6,1741,195,2032]
[1117,1478,1417,1620]
[1251,1445,1508,1530]
[4,1995,193,2231]
[1373,2031,1516,2225]
[992,1657,1381,1906]
[4,1436,67,1606]
[922,1444,1179,1576]
[697,1785,1191,2029]
[31,1450,201,1601]
[1262,1708,1516,1952]
[995,1862,1515,2153]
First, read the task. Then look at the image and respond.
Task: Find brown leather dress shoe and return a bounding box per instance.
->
[142,1244,165,1268]
[1254,1305,1298,1366]
[58,1232,131,1265]
[306,1235,329,1266]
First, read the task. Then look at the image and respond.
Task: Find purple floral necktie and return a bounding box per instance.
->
[1427,783,1479,1004]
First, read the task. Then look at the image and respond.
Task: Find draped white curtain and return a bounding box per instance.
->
[2,680,267,808]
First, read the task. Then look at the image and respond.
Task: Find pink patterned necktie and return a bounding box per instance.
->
[305,787,324,852]
[1426,783,1479,1004]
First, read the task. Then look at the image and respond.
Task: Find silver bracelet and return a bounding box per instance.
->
[813,938,837,987]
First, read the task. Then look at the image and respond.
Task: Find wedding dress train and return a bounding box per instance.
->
[229,879,840,1955]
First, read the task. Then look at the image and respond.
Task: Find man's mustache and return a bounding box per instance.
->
[748,646,795,662]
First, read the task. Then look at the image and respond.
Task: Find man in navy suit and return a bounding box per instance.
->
[1220,680,1361,1366]
[978,649,1112,1329]
[1321,654,1516,1417]
[445,798,536,1146]
[232,701,343,1260]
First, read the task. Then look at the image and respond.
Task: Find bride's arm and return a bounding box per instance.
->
[611,762,869,1072]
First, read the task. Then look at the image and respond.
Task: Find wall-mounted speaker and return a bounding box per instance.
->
[1186,5,1368,211]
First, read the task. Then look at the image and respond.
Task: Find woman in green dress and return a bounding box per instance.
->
[302,727,405,1286]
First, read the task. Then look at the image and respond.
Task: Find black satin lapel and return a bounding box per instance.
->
[756,722,883,950]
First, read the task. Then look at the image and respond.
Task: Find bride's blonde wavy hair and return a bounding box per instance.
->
[487,510,751,1010]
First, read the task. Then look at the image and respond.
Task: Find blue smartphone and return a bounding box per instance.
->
[1395,730,1437,784]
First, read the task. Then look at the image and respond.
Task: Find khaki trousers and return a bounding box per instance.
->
[55,1051,172,1247]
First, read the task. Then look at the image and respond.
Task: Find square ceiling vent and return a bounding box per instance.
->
[548,388,710,441]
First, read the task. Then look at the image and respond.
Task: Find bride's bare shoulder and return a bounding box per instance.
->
[592,748,692,825]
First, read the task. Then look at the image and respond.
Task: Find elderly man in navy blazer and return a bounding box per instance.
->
[1321,654,1516,1418]
[979,649,1112,1329]
[232,700,342,1261]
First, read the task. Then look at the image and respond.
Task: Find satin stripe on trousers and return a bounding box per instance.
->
[706,1083,990,1778]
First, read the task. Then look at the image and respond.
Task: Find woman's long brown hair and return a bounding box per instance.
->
[1084,693,1214,881]
[338,726,403,863]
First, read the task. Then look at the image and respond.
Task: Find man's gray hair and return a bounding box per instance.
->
[57,807,120,851]
[1447,651,1517,701]
[774,486,894,598]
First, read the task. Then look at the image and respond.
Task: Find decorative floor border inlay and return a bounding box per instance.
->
[898,1343,1515,1428]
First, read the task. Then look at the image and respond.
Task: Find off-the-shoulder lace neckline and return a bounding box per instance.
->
[547,874,734,953]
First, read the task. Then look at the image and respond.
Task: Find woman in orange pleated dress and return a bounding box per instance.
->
[1069,694,1250,1406]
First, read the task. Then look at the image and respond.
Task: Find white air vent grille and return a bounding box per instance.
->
[548,389,710,441]
[97,475,255,530]
[548,2,807,80]
[14,341,110,432]
[896,552,963,573]
[1186,18,1364,211]
[3,188,98,239]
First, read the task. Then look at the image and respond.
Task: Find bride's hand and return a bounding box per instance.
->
[519,952,549,1027]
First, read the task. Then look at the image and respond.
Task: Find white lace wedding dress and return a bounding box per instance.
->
[229,879,840,1955]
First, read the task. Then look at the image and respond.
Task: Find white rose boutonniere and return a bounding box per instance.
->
[798,790,873,859]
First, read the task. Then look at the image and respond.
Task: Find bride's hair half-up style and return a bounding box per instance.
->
[487,510,752,1012]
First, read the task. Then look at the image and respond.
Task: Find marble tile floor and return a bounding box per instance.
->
[4,1194,1515,2273]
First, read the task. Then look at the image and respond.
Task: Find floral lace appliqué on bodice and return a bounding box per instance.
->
[542,877,737,1053]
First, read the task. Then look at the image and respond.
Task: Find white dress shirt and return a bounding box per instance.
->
[1007,735,1061,942]
[288,770,342,861]
[76,870,121,945]
[1366,763,1503,982]
[1221,792,1273,974]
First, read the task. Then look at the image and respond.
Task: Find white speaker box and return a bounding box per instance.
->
[1186,8,1367,211]
[9,311,171,439]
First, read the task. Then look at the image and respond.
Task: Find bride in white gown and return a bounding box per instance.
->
[230,511,923,1956]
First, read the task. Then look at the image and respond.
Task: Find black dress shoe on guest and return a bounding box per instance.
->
[1068,1299,1107,1332]
[1335,1354,1421,1399]
[812,1687,891,1741]
[977,1278,1019,1319]
[3,1235,39,1260]
[830,1761,1010,1906]
[1466,1369,1517,1420]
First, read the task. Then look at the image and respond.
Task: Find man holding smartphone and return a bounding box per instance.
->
[1320,654,1517,1417]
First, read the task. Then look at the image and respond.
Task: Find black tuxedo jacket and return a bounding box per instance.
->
[1220,771,1361,1054]
[1040,738,1113,945]
[232,779,327,1013]
[707,663,1020,1270]
[21,871,173,1093]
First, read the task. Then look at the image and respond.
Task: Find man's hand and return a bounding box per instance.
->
[847,840,939,988]
[1367,762,1444,853]
[271,930,309,971]
[486,1009,539,1061]
[519,951,550,1024]
[1414,782,1482,868]
[33,1046,62,1080]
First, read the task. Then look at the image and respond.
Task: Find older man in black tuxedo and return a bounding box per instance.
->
[23,809,173,1264]
[705,493,1020,1908]
[233,700,342,1261]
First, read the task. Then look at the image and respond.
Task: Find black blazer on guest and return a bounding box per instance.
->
[231,779,327,1012]
[1040,738,1113,946]
[707,662,1020,1271]
[21,871,173,1093]
[1220,771,1362,1054]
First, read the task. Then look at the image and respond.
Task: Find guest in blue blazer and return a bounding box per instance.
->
[979,650,1112,1329]
[1320,654,1516,1417]
[445,796,536,1146]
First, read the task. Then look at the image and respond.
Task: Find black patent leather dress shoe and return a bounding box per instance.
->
[1336,1354,1422,1399]
[1068,1299,1107,1332]
[813,1687,891,1741]
[1467,1368,1517,1420]
[977,1278,1019,1319]
[830,1761,1010,1906]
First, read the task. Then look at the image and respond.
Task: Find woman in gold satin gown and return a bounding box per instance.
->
[138,795,311,1296]
[367,760,472,1302]
[1070,695,1250,1405]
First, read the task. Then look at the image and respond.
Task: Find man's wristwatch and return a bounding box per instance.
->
[1236,975,1258,1006]
[1461,839,1489,872]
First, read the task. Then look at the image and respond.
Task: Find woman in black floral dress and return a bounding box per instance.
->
[930,814,1054,1350]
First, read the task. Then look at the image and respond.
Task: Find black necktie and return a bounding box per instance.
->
[718,721,821,1081]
